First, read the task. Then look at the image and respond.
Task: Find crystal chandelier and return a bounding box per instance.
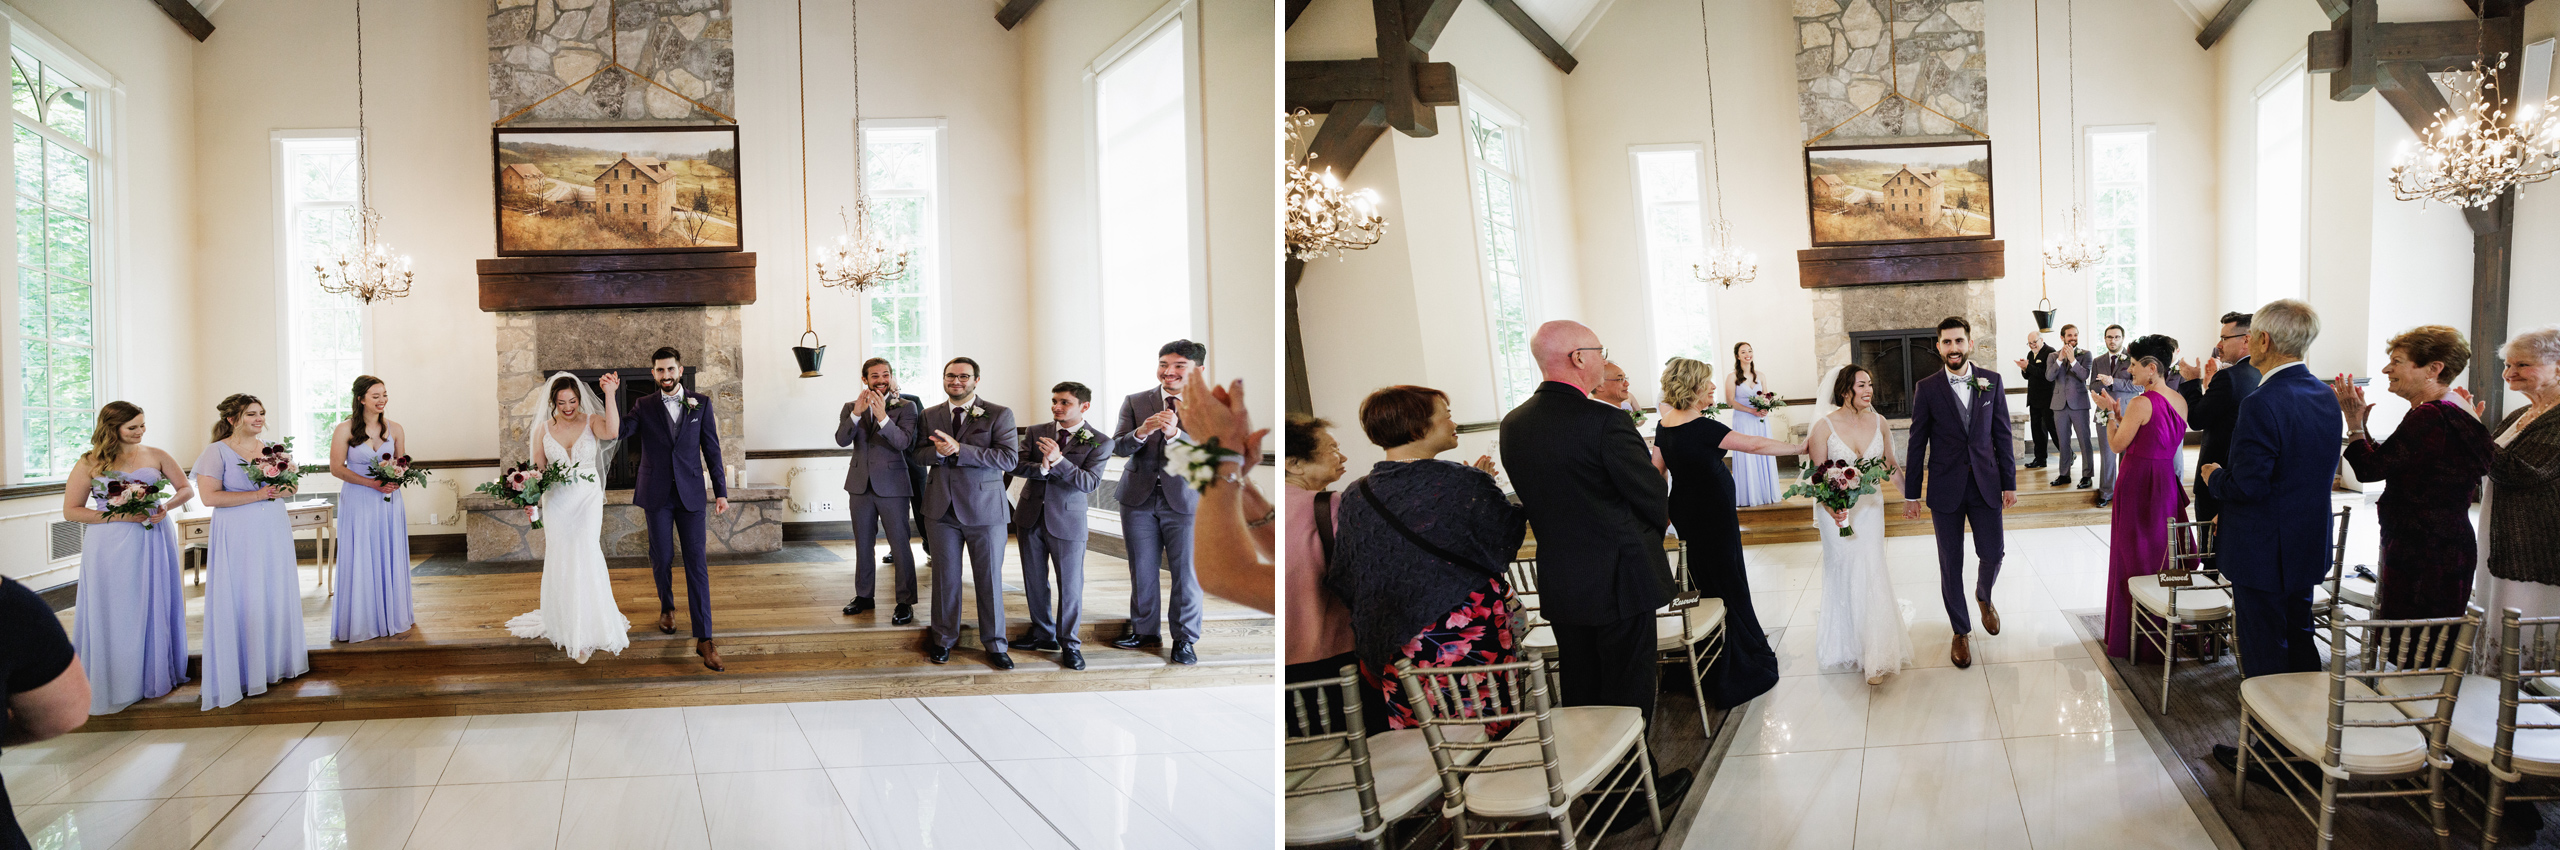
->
[1692,219,1757,287]
[1284,111,1386,261]
[812,0,910,293]
[2389,54,2560,210]
[314,0,412,305]
[2042,205,2106,272]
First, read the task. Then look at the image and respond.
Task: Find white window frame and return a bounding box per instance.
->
[2252,53,2310,306]
[1086,0,1207,407]
[2085,124,2154,334]
[1458,84,1540,412]
[856,117,947,386]
[1627,143,1712,376]
[270,129,370,456]
[2,10,117,486]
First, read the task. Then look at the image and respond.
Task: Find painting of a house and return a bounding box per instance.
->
[1803,140,1993,246]
[492,125,741,256]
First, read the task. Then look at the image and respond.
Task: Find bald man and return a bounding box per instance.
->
[1499,320,1694,813]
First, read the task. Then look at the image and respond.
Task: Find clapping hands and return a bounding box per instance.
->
[1036,436,1064,467]
[928,430,960,457]
[1470,454,1498,476]
[1175,371,1266,468]
[2329,373,2373,430]
[2450,386,2486,419]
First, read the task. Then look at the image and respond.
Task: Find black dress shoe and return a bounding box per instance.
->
[892,603,915,626]
[880,554,893,567]
[1062,649,1086,670]
[926,644,951,664]
[2024,460,2047,469]
[1596,768,1693,835]
[2095,496,2112,508]
[989,652,1015,671]
[1171,641,1198,665]
[2077,476,2094,490]
[1112,633,1163,650]
[2051,474,2071,487]
[1025,638,1061,652]
[843,596,874,616]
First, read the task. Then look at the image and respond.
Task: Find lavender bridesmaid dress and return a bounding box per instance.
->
[332,441,415,642]
[192,441,311,710]
[1729,379,1783,506]
[75,467,189,714]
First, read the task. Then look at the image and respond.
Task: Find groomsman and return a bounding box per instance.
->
[2088,325,2139,507]
[835,358,919,624]
[914,357,1019,669]
[2045,324,2096,489]
[1112,339,1207,665]
[880,372,929,580]
[1014,382,1111,670]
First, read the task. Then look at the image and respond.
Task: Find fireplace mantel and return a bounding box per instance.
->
[1797,240,2004,289]
[477,252,758,312]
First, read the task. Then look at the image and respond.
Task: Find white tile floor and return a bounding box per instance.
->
[3,686,1276,850]
[1687,525,2225,850]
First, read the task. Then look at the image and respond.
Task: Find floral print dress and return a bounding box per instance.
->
[1359,577,1519,735]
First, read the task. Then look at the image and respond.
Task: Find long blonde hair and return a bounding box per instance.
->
[82,401,143,469]
[211,393,261,442]
[1660,357,1716,410]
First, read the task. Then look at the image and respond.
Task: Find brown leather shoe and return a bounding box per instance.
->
[1951,634,1972,668]
[1979,599,2002,635]
[696,639,725,672]
[657,610,677,635]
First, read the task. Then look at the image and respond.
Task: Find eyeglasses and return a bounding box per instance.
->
[2220,333,2249,341]
[1572,346,1608,362]
[943,373,975,380]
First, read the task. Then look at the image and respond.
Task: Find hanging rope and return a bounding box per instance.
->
[355,0,371,222]
[1697,0,1726,222]
[2066,0,2080,213]
[2030,0,2050,299]
[796,0,815,336]
[851,0,868,207]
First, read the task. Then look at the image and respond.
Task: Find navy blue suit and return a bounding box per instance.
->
[620,390,729,639]
[2206,362,2342,676]
[1904,363,2017,635]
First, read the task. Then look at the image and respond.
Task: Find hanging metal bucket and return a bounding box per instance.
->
[793,331,826,378]
[2032,298,2058,334]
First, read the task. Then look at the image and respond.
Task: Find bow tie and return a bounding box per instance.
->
[1949,373,1967,387]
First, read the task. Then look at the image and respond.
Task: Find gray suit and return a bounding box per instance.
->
[835,398,919,604]
[1112,387,1203,643]
[2088,351,2141,498]
[1014,421,1109,650]
[2045,347,2095,479]
[915,399,1019,652]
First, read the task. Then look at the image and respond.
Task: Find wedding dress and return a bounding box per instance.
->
[505,416,630,663]
[1814,416,1912,682]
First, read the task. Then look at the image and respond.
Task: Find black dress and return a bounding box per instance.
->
[1656,416,1780,708]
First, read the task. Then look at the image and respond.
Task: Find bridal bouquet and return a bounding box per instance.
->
[92,474,173,530]
[238,438,302,499]
[1745,390,1788,414]
[1783,456,1894,537]
[474,460,590,529]
[368,454,431,503]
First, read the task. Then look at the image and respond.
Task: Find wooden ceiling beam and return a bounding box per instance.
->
[2328,0,2378,101]
[152,0,215,42]
[1373,0,1436,136]
[1305,99,1392,179]
[2315,0,2350,19]
[995,0,1043,30]
[1478,0,1578,73]
[1287,0,1316,29]
[2197,0,2257,49]
[1285,59,1459,115]
[1404,0,1464,52]
[2309,19,2502,74]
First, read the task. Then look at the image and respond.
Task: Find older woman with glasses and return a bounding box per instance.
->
[2468,325,2560,641]
[2332,326,2494,619]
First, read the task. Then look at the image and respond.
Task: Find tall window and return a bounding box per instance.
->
[1632,146,1712,367]
[2087,127,2152,332]
[275,135,364,452]
[2254,60,2308,306]
[1094,15,1194,407]
[859,122,942,387]
[10,46,100,482]
[1462,95,1535,412]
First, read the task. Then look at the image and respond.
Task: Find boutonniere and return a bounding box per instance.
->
[966,405,987,421]
[1073,428,1101,447]
[682,395,701,412]
[1967,376,1992,393]
[1629,408,1649,427]
[885,397,905,409]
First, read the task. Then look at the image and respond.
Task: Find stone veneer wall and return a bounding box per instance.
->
[1793,0,1986,141]
[488,0,734,123]
[493,305,746,476]
[1808,280,2000,382]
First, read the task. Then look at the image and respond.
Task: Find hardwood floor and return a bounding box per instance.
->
[69,541,1274,731]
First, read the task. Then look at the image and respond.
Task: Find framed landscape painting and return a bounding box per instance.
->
[492,125,742,256]
[1803,140,1994,247]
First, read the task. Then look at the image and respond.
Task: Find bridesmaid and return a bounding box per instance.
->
[61,402,195,714]
[1727,342,1783,507]
[2093,334,2189,661]
[328,376,414,642]
[192,394,310,710]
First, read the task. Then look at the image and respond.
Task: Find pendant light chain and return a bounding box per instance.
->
[1688,0,1756,288]
[851,0,866,204]
[796,0,814,333]
[355,0,371,220]
[1697,0,1726,223]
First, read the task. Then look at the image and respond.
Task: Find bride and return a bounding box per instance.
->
[1809,364,1912,685]
[505,372,630,663]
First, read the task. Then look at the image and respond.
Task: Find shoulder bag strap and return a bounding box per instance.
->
[1313,490,1338,562]
[1355,479,1504,579]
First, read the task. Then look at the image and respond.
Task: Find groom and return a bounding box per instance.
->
[617,346,730,672]
[1902,316,2017,668]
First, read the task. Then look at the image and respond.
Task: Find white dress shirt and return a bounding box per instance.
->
[1945,367,1975,407]
[660,390,684,421]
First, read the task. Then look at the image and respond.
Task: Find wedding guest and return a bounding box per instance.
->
[60,402,192,713]
[2089,325,2139,507]
[2180,311,2263,523]
[1012,382,1111,670]
[1500,320,1695,808]
[192,394,311,710]
[327,376,413,643]
[2335,326,2493,619]
[2018,330,2058,469]
[915,358,1018,670]
[2045,324,2096,489]
[2200,300,2338,678]
[3,575,89,848]
[1284,413,1354,686]
[835,358,919,624]
[2093,335,2189,660]
[2469,325,2560,640]
[1727,342,1782,507]
[1596,361,1638,413]
[1330,385,1524,735]
[1658,357,1800,707]
[1176,370,1276,613]
[1112,340,1208,665]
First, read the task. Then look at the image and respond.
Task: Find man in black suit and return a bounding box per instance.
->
[2016,330,2058,469]
[2178,311,2264,523]
[1498,319,1693,810]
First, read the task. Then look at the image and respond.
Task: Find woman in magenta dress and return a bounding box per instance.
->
[2095,334,2189,660]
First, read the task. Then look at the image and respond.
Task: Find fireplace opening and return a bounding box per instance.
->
[543,366,695,490]
[1850,328,1941,419]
